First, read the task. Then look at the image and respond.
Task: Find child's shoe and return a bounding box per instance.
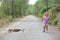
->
[45,30,48,33]
[43,30,45,32]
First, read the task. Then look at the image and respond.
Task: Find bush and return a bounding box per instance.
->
[0,16,12,27]
[38,6,53,17]
[49,6,60,26]
[51,18,58,25]
[7,16,12,21]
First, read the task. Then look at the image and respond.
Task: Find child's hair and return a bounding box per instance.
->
[44,12,49,16]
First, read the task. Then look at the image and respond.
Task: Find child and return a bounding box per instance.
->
[42,12,49,32]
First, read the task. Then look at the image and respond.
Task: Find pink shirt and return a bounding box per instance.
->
[43,16,49,24]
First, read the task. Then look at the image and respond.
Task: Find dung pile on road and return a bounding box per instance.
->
[8,28,25,32]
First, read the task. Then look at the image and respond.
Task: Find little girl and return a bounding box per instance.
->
[42,12,49,32]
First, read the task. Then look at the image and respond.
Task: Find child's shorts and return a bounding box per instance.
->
[43,23,48,26]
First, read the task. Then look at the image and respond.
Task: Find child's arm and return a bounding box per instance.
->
[48,16,49,20]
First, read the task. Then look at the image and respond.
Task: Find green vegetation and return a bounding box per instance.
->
[1,0,29,17]
[49,5,60,28]
[0,0,29,26]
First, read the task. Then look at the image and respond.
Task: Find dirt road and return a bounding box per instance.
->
[0,15,60,40]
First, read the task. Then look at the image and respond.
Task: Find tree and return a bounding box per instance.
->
[1,0,29,18]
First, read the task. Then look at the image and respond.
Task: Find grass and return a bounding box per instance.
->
[0,16,24,27]
[0,16,12,27]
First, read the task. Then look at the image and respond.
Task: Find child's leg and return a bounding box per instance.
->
[46,26,48,31]
[43,26,45,32]
[44,26,45,31]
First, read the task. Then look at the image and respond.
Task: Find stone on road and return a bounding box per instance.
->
[0,15,60,40]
